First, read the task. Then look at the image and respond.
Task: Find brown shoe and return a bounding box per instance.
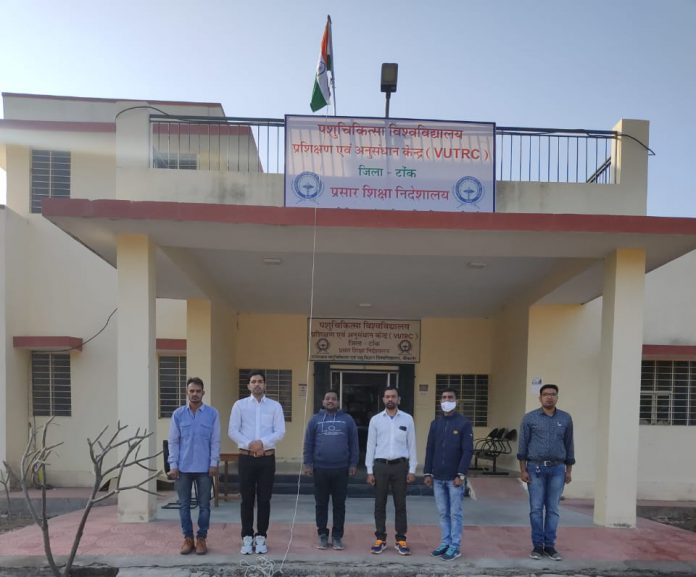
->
[195,537,208,555]
[180,536,195,555]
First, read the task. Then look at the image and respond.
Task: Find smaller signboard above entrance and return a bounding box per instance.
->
[309,318,420,363]
[285,115,495,212]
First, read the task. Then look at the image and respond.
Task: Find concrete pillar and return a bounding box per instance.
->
[0,209,6,467]
[115,104,150,200]
[594,248,646,527]
[611,119,649,215]
[116,234,157,522]
[186,299,235,410]
[187,299,213,388]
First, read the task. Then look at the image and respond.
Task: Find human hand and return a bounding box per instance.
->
[248,440,264,456]
[406,473,416,484]
[367,474,375,486]
[168,467,179,480]
[423,476,432,488]
[208,466,218,477]
[303,465,313,477]
[349,466,357,477]
[520,470,530,484]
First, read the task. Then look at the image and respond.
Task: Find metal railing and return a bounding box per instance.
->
[150,116,620,184]
[496,127,617,184]
[150,115,285,174]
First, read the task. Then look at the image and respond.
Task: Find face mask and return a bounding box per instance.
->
[441,401,457,413]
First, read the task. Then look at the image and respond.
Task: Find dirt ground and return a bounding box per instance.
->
[637,505,696,532]
[0,512,35,535]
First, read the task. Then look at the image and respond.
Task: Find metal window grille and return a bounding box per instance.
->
[435,374,488,426]
[31,150,71,213]
[640,360,696,425]
[152,151,198,170]
[159,356,187,418]
[31,352,71,417]
[238,369,292,422]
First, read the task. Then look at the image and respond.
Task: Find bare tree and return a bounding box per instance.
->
[0,461,15,515]
[20,417,161,577]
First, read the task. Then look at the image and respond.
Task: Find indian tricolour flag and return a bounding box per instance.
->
[310,16,334,113]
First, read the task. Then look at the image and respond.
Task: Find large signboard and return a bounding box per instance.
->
[285,115,495,212]
[309,318,420,363]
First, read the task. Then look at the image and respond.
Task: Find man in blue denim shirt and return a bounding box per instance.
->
[423,388,474,562]
[168,377,220,555]
[517,383,574,562]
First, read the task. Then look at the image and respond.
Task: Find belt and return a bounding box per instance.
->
[239,449,275,456]
[374,457,407,465]
[529,460,563,467]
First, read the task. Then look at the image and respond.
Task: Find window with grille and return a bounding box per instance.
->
[31,352,71,417]
[435,374,488,426]
[31,150,71,213]
[153,151,197,170]
[640,360,696,425]
[159,356,187,418]
[238,369,292,422]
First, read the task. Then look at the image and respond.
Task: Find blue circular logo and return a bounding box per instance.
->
[453,176,484,205]
[293,171,323,201]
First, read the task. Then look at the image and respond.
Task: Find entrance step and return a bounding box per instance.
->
[219,472,436,498]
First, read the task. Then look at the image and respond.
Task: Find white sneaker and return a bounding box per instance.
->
[254,535,268,554]
[240,535,254,555]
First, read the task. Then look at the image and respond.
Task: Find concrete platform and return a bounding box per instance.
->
[2,477,696,576]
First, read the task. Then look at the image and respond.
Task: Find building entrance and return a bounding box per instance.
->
[330,368,399,465]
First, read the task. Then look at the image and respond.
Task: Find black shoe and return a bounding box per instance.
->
[529,546,544,559]
[544,546,563,561]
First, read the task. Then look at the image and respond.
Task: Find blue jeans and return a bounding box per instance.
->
[433,479,465,549]
[526,463,565,548]
[176,472,212,539]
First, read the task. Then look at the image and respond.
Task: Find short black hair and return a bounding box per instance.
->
[186,376,205,388]
[248,370,266,382]
[539,383,558,395]
[383,385,399,395]
[441,387,458,398]
[324,389,339,399]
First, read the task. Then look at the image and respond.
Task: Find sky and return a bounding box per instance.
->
[1,0,695,215]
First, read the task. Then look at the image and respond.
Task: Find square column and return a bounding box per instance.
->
[187,299,213,387]
[116,234,157,522]
[186,298,236,410]
[594,248,646,527]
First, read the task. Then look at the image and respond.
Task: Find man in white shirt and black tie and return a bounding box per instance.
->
[228,370,285,555]
[365,386,417,556]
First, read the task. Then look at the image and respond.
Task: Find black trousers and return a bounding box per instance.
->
[373,460,408,541]
[313,467,349,539]
[238,454,275,538]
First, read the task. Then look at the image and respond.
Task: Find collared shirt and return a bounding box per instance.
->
[365,409,418,475]
[517,407,575,465]
[168,403,220,473]
[228,394,286,450]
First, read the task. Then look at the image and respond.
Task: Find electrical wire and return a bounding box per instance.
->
[50,308,118,353]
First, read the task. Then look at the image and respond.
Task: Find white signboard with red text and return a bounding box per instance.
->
[285,115,495,212]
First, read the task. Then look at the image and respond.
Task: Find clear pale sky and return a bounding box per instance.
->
[1,0,694,215]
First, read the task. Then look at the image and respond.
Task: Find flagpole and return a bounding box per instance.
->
[328,15,336,116]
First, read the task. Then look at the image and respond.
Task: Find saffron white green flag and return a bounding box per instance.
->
[310,16,333,112]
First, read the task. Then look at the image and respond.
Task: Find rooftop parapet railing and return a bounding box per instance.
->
[496,127,617,184]
[150,116,624,184]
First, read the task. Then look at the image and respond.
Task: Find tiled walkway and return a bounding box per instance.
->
[2,477,696,573]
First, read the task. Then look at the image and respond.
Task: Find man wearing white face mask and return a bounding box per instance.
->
[423,388,474,561]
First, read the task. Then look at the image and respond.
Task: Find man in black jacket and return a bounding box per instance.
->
[423,388,474,562]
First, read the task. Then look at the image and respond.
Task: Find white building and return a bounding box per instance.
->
[1,92,695,528]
